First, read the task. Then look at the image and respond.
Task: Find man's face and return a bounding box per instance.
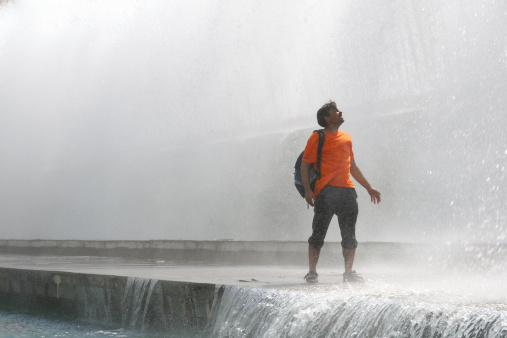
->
[325,108,344,126]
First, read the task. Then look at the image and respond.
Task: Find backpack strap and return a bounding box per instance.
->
[315,130,325,180]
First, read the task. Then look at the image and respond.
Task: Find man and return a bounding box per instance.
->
[301,101,381,283]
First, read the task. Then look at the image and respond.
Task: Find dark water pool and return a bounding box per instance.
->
[0,305,202,338]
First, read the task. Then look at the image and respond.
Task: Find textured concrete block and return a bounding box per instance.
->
[10,280,21,294]
[58,282,74,300]
[1,267,217,330]
[0,279,9,293]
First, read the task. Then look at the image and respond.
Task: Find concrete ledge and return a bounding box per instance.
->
[0,267,216,330]
[0,239,305,252]
[0,240,419,266]
[2,240,504,270]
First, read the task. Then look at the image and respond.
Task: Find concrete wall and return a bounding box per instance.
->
[0,239,312,265]
[0,267,216,330]
[0,239,304,252]
[0,240,417,266]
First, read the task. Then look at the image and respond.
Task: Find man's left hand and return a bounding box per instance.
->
[367,188,381,204]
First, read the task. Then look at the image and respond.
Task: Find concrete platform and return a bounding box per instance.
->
[1,253,506,305]
[0,253,366,288]
[1,239,507,294]
[0,254,306,287]
[1,241,507,334]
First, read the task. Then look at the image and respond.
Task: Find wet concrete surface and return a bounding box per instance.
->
[1,254,506,308]
[0,254,330,287]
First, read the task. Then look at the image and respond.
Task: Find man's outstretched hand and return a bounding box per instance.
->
[367,188,381,204]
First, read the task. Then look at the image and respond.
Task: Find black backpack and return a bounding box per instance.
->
[294,130,325,198]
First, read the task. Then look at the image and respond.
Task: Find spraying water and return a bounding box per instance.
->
[206,284,507,337]
[0,0,506,244]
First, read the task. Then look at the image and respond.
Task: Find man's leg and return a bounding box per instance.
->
[342,248,355,273]
[337,188,359,276]
[306,188,333,281]
[308,244,321,273]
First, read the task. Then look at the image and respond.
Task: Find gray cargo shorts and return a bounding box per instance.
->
[308,185,359,250]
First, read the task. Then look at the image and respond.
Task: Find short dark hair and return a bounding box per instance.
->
[317,100,337,127]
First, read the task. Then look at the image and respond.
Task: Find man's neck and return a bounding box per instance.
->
[324,125,340,133]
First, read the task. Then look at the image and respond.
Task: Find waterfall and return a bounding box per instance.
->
[0,0,505,243]
[118,277,213,333]
[206,285,507,337]
[121,277,158,331]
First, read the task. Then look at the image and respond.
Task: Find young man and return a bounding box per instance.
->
[301,101,381,283]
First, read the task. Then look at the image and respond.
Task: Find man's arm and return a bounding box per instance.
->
[350,159,381,204]
[300,161,316,206]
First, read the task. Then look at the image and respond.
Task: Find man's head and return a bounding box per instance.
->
[317,100,343,127]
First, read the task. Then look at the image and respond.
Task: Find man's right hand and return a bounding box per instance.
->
[300,161,316,206]
[305,190,316,206]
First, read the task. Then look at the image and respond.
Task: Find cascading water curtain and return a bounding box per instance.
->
[121,277,158,331]
[206,285,507,337]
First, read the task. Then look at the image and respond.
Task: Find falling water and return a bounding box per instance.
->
[206,285,507,337]
[122,277,158,331]
[0,0,506,244]
[0,0,506,335]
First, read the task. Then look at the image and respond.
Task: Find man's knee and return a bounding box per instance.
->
[341,238,358,250]
[308,237,325,249]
